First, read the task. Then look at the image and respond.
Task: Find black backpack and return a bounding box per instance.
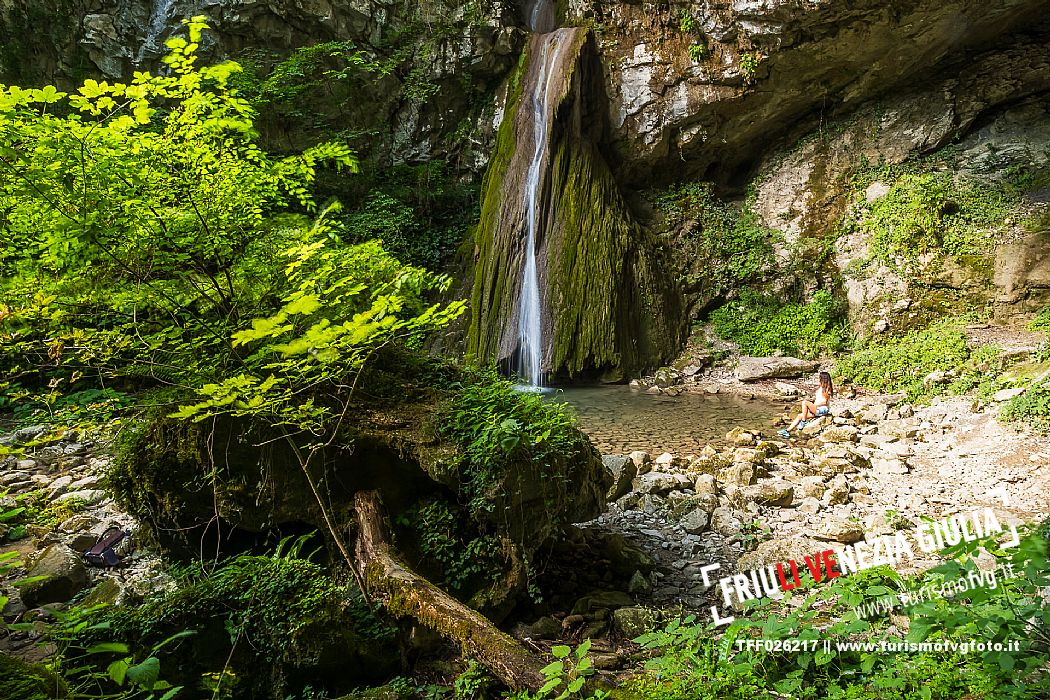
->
[83,526,131,567]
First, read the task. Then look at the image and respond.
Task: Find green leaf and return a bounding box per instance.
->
[541,661,564,676]
[87,642,131,654]
[108,657,131,686]
[126,656,161,689]
[157,686,183,700]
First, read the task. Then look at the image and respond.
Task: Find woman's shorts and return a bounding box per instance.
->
[815,406,830,416]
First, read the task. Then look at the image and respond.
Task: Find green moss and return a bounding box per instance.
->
[466,47,529,364]
[79,552,397,698]
[547,137,632,374]
[650,182,777,300]
[0,655,67,700]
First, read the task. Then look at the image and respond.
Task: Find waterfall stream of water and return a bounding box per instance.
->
[515,1,567,388]
[136,0,177,63]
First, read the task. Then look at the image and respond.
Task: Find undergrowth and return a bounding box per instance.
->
[835,318,982,401]
[710,289,849,358]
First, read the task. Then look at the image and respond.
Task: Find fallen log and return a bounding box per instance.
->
[353,490,547,691]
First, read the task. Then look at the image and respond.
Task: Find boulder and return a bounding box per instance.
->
[603,455,636,501]
[523,616,562,640]
[797,476,826,500]
[710,507,742,536]
[992,387,1025,402]
[799,416,831,436]
[628,571,653,596]
[754,441,781,459]
[572,590,635,615]
[822,475,850,506]
[734,357,819,382]
[819,425,859,443]
[797,497,822,514]
[744,481,794,507]
[735,536,824,571]
[653,452,676,467]
[775,382,801,396]
[627,451,652,474]
[718,463,756,486]
[858,404,889,424]
[55,489,107,506]
[670,493,719,518]
[47,475,74,496]
[871,457,910,475]
[693,473,718,496]
[815,518,864,544]
[732,447,765,464]
[726,427,756,446]
[19,544,89,608]
[612,606,656,639]
[596,533,656,576]
[680,508,710,535]
[636,472,678,495]
[880,420,918,439]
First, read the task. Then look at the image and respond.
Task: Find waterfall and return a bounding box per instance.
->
[515,3,569,388]
[136,0,177,63]
[524,0,554,33]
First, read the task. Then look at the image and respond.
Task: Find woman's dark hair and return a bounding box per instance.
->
[819,371,834,398]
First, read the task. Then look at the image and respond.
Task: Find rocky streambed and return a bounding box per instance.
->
[506,382,1050,659]
[0,427,172,662]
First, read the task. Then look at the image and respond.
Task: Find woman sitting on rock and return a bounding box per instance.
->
[779,371,833,438]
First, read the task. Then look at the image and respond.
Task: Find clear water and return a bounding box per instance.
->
[551,386,784,456]
[516,28,573,388]
[524,0,555,33]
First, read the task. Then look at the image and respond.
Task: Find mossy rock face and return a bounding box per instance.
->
[467,29,684,381]
[0,654,68,700]
[82,554,399,699]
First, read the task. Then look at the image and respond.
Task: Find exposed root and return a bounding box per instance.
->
[353,490,547,691]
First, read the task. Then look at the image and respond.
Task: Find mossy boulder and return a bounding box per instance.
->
[109,350,608,620]
[18,544,89,608]
[0,654,67,700]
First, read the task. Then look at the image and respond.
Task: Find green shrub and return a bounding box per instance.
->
[845,166,1019,268]
[1000,381,1050,433]
[651,183,776,299]
[397,498,505,593]
[709,289,848,358]
[1027,306,1050,335]
[600,528,1050,700]
[835,319,973,400]
[438,371,585,518]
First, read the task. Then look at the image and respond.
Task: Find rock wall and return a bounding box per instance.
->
[5,0,1050,368]
[565,0,1050,185]
[0,0,526,167]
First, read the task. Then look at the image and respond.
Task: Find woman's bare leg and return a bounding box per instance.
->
[787,401,816,431]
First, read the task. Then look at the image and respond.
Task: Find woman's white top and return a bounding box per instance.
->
[815,386,829,406]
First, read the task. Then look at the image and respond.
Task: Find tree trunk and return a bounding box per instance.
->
[352,490,547,691]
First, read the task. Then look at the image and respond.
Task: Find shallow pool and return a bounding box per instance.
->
[549,385,785,456]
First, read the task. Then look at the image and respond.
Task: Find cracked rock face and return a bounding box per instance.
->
[565,0,1050,185]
